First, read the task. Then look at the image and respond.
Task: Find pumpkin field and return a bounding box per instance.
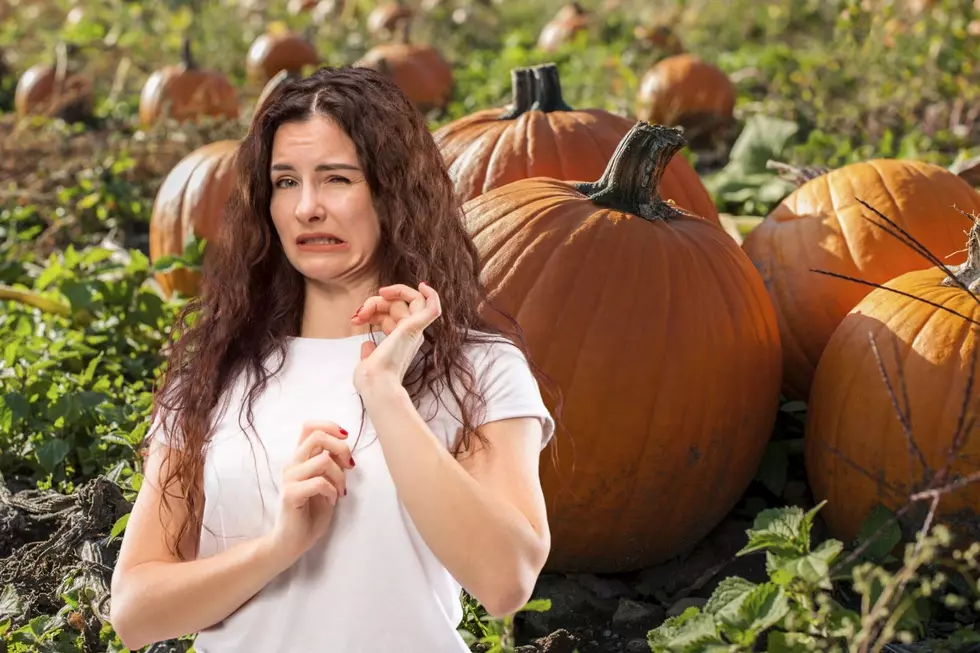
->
[1,0,979,651]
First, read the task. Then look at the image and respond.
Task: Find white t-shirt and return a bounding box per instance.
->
[148,329,555,653]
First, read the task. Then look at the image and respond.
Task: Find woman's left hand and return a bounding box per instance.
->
[351,282,442,394]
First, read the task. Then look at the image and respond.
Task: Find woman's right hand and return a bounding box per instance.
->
[267,421,355,565]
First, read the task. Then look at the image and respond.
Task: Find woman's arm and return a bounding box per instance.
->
[109,441,293,651]
[360,378,550,619]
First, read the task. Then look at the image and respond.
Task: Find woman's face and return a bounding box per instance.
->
[269,115,382,286]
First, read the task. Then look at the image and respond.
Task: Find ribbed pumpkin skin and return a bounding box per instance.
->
[149,140,239,298]
[463,179,782,572]
[742,159,980,400]
[636,54,735,128]
[436,110,719,224]
[355,43,453,113]
[246,33,319,83]
[139,66,239,126]
[805,267,980,542]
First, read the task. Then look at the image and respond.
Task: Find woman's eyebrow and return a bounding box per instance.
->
[270,163,362,172]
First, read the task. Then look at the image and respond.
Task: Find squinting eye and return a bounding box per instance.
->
[328,176,352,185]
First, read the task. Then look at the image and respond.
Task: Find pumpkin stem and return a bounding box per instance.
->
[572,122,687,222]
[530,63,573,112]
[180,35,197,69]
[399,16,412,44]
[941,215,980,295]
[766,160,830,186]
[498,68,535,120]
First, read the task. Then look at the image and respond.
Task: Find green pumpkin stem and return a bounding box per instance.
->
[942,216,980,295]
[530,63,573,112]
[498,68,535,120]
[573,122,686,222]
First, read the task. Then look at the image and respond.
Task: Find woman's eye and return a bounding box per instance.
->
[328,176,352,185]
[274,178,297,189]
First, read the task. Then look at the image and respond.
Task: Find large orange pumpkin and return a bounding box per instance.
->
[354,22,453,114]
[805,218,980,542]
[138,37,239,127]
[462,123,782,572]
[434,63,719,223]
[246,29,319,84]
[742,160,980,400]
[149,140,240,298]
[636,53,735,145]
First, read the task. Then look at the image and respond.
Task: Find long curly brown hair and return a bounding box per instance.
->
[143,66,564,559]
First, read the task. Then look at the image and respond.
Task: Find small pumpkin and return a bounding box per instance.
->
[149,140,240,298]
[636,53,735,145]
[434,63,719,222]
[254,68,300,115]
[15,43,92,122]
[805,217,980,542]
[537,2,589,52]
[462,123,782,572]
[742,160,980,401]
[139,37,239,127]
[246,27,319,84]
[354,21,453,114]
[367,1,414,38]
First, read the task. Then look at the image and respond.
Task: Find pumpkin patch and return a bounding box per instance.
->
[3,1,980,650]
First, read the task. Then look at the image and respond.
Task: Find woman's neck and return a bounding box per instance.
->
[300,276,379,339]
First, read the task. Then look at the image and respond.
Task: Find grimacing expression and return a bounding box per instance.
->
[269,115,382,285]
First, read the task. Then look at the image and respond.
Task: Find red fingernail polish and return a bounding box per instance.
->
[350,457,356,467]
[339,427,348,435]
[344,488,348,496]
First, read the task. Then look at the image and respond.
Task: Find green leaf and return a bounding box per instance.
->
[647,611,723,652]
[767,632,819,653]
[109,513,130,540]
[720,582,789,637]
[767,539,842,589]
[35,438,72,474]
[152,255,179,272]
[755,441,789,497]
[854,504,902,562]
[703,577,757,622]
[0,584,24,621]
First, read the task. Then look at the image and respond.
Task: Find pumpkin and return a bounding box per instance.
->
[462,123,782,572]
[246,28,319,84]
[367,1,414,38]
[254,68,300,115]
[354,22,453,114]
[805,217,980,542]
[537,2,589,52]
[149,140,239,298]
[138,37,239,127]
[742,160,980,401]
[15,44,92,121]
[636,54,735,145]
[434,63,719,223]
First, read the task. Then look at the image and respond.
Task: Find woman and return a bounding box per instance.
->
[109,66,560,652]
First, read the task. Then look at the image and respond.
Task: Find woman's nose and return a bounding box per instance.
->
[294,185,324,223]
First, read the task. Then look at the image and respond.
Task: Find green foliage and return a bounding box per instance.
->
[647,504,980,653]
